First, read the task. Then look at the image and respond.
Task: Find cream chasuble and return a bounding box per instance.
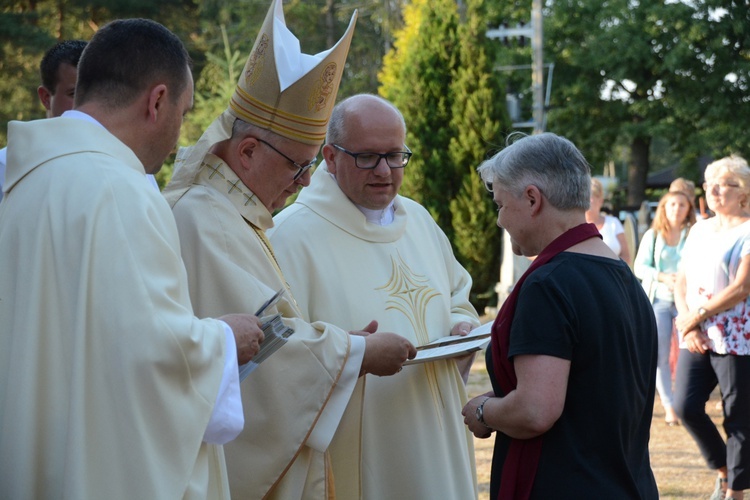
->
[0,118,228,499]
[269,162,480,499]
[168,153,356,499]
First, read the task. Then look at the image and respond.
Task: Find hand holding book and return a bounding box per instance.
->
[404,321,492,365]
[238,289,296,381]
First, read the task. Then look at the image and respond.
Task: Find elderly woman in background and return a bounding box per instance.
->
[462,133,658,499]
[634,190,696,426]
[586,177,632,265]
[674,155,750,500]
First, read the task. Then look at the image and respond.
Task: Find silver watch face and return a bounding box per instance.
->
[475,406,482,421]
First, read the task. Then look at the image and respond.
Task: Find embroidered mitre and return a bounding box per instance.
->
[164,0,357,207]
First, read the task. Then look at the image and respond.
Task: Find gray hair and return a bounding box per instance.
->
[477,132,591,211]
[704,155,750,193]
[232,118,288,145]
[326,94,406,145]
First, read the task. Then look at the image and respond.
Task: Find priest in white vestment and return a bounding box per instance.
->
[0,19,265,499]
[269,94,481,499]
[163,2,415,498]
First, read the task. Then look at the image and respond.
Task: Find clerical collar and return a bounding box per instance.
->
[61,109,105,129]
[358,202,396,226]
[61,110,159,190]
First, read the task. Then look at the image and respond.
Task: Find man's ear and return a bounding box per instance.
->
[237,136,260,171]
[37,86,52,111]
[322,144,337,175]
[146,84,168,122]
[526,185,544,216]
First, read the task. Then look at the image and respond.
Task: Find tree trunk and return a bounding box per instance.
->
[325,0,335,48]
[627,135,650,207]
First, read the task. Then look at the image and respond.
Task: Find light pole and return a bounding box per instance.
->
[531,0,544,135]
[486,0,545,134]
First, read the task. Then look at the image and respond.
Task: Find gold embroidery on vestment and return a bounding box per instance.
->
[376,253,446,423]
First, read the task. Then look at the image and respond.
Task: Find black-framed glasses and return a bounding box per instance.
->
[256,138,317,180]
[332,144,412,169]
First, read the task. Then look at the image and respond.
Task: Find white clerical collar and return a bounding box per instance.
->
[358,202,395,226]
[61,109,105,129]
[329,172,396,226]
[61,109,159,190]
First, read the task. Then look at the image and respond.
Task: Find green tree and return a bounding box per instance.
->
[668,1,750,164]
[379,0,460,232]
[0,0,201,146]
[448,0,506,309]
[380,0,507,309]
[544,0,750,205]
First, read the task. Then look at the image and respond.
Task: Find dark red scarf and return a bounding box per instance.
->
[491,222,601,499]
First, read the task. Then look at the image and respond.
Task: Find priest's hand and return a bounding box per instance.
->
[361,332,417,377]
[450,322,476,383]
[450,321,473,337]
[349,319,378,337]
[220,313,265,365]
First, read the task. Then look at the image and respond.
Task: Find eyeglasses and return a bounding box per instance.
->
[332,144,412,169]
[256,138,317,180]
[703,180,741,191]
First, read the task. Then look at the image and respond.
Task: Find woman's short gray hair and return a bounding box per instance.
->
[477,132,591,211]
[704,155,750,188]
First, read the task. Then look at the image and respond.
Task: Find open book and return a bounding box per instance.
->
[403,321,492,365]
[238,289,295,382]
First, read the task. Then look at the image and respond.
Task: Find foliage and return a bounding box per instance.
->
[0,0,201,146]
[448,0,506,309]
[379,0,460,231]
[380,0,507,310]
[542,0,750,205]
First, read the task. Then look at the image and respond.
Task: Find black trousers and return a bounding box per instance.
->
[673,349,750,491]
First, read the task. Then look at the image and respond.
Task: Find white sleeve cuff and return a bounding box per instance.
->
[203,321,244,444]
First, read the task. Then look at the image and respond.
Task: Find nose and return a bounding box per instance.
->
[295,169,312,187]
[372,157,391,176]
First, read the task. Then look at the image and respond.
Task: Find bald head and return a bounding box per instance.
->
[326,94,406,146]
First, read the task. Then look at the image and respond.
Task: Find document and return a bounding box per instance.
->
[238,289,295,381]
[404,321,492,365]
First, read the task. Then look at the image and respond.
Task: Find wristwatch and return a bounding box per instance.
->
[475,397,491,427]
[698,307,709,319]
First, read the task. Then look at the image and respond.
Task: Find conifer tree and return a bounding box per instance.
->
[448,0,506,308]
[380,0,507,309]
[379,0,460,235]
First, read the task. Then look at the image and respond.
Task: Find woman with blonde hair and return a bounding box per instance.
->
[674,155,750,500]
[586,178,631,265]
[634,189,696,426]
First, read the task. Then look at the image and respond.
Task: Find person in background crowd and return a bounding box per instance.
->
[634,189,696,426]
[463,132,657,499]
[586,177,631,265]
[670,177,696,207]
[674,155,750,500]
